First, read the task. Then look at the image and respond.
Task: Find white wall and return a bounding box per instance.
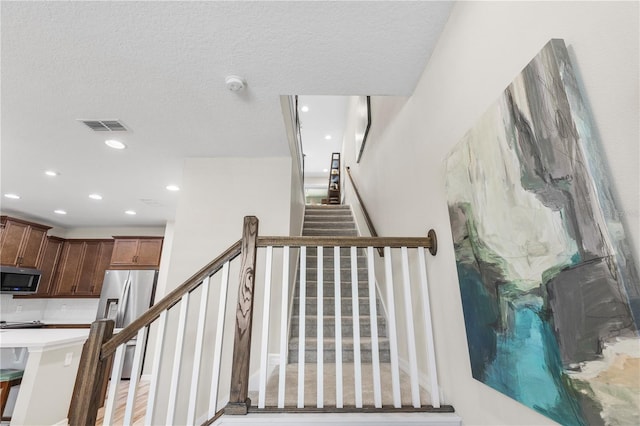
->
[343,1,638,425]
[151,156,301,423]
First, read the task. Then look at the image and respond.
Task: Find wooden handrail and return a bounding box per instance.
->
[100,240,242,359]
[257,235,437,251]
[345,166,379,238]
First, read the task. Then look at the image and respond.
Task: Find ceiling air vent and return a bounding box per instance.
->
[79,119,128,132]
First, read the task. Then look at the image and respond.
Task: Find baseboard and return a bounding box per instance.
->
[248,353,280,391]
[397,358,444,403]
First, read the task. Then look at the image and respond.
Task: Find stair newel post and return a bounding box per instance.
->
[68,319,114,426]
[226,216,259,414]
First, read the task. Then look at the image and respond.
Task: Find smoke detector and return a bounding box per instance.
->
[225,75,247,92]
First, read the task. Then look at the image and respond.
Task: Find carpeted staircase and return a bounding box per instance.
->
[289,205,390,364]
[254,204,430,407]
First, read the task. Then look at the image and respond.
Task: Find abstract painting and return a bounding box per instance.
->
[445,39,639,425]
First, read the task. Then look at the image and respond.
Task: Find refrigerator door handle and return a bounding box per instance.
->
[115,278,132,328]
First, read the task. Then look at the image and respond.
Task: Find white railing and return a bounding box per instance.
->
[252,238,441,411]
[69,217,445,426]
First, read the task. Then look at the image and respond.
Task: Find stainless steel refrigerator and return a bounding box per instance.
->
[96,269,158,379]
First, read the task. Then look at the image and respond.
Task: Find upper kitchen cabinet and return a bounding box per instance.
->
[110,237,163,268]
[52,239,114,297]
[0,216,51,268]
[35,236,65,296]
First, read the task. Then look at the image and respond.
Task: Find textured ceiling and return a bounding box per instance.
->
[0,1,453,228]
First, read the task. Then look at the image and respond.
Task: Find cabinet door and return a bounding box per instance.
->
[135,239,163,267]
[36,237,64,295]
[0,220,28,266]
[91,241,114,296]
[110,239,139,265]
[53,241,85,296]
[75,242,101,295]
[18,226,47,268]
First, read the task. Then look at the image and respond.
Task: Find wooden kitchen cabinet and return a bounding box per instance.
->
[52,239,114,297]
[110,237,163,268]
[35,236,65,295]
[0,216,51,268]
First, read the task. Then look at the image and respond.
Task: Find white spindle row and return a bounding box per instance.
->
[101,242,441,424]
[104,261,234,426]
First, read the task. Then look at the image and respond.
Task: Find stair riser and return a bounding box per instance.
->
[304,222,355,230]
[305,247,366,256]
[303,229,358,237]
[290,319,387,338]
[287,348,391,363]
[295,285,370,298]
[301,268,369,281]
[292,299,382,316]
[305,256,367,268]
[303,216,354,223]
[305,206,351,211]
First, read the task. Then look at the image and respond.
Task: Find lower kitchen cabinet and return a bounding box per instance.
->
[52,240,114,297]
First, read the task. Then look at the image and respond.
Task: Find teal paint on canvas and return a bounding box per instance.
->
[445,39,640,425]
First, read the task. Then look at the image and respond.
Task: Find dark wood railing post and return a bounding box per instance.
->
[68,319,114,426]
[226,216,259,414]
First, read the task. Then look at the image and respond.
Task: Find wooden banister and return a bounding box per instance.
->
[100,240,242,359]
[344,167,438,256]
[257,235,437,252]
[226,216,259,414]
[68,319,114,426]
[345,166,379,237]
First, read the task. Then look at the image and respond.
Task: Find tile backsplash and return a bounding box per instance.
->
[0,294,98,324]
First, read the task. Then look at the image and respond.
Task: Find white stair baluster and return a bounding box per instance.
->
[166,293,190,424]
[418,247,441,408]
[187,277,211,425]
[367,246,382,408]
[317,246,324,408]
[123,327,147,425]
[144,310,168,426]
[334,246,343,408]
[401,247,421,408]
[258,246,274,408]
[297,246,307,408]
[277,246,290,408]
[208,262,231,417]
[102,343,126,426]
[350,246,363,408]
[383,247,402,408]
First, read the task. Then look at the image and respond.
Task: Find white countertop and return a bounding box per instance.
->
[0,328,89,350]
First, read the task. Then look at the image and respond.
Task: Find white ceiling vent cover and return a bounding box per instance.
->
[79,119,128,132]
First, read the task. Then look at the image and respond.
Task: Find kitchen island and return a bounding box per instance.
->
[0,328,89,425]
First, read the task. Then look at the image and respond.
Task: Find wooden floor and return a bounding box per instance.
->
[95,379,149,426]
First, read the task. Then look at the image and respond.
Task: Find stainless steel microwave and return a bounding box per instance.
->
[0,266,41,293]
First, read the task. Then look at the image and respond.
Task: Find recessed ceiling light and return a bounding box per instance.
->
[89,194,103,200]
[301,105,309,112]
[325,135,332,140]
[166,185,180,191]
[125,210,137,215]
[45,170,59,177]
[105,139,126,150]
[4,193,20,199]
[54,209,67,215]
[323,168,329,173]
